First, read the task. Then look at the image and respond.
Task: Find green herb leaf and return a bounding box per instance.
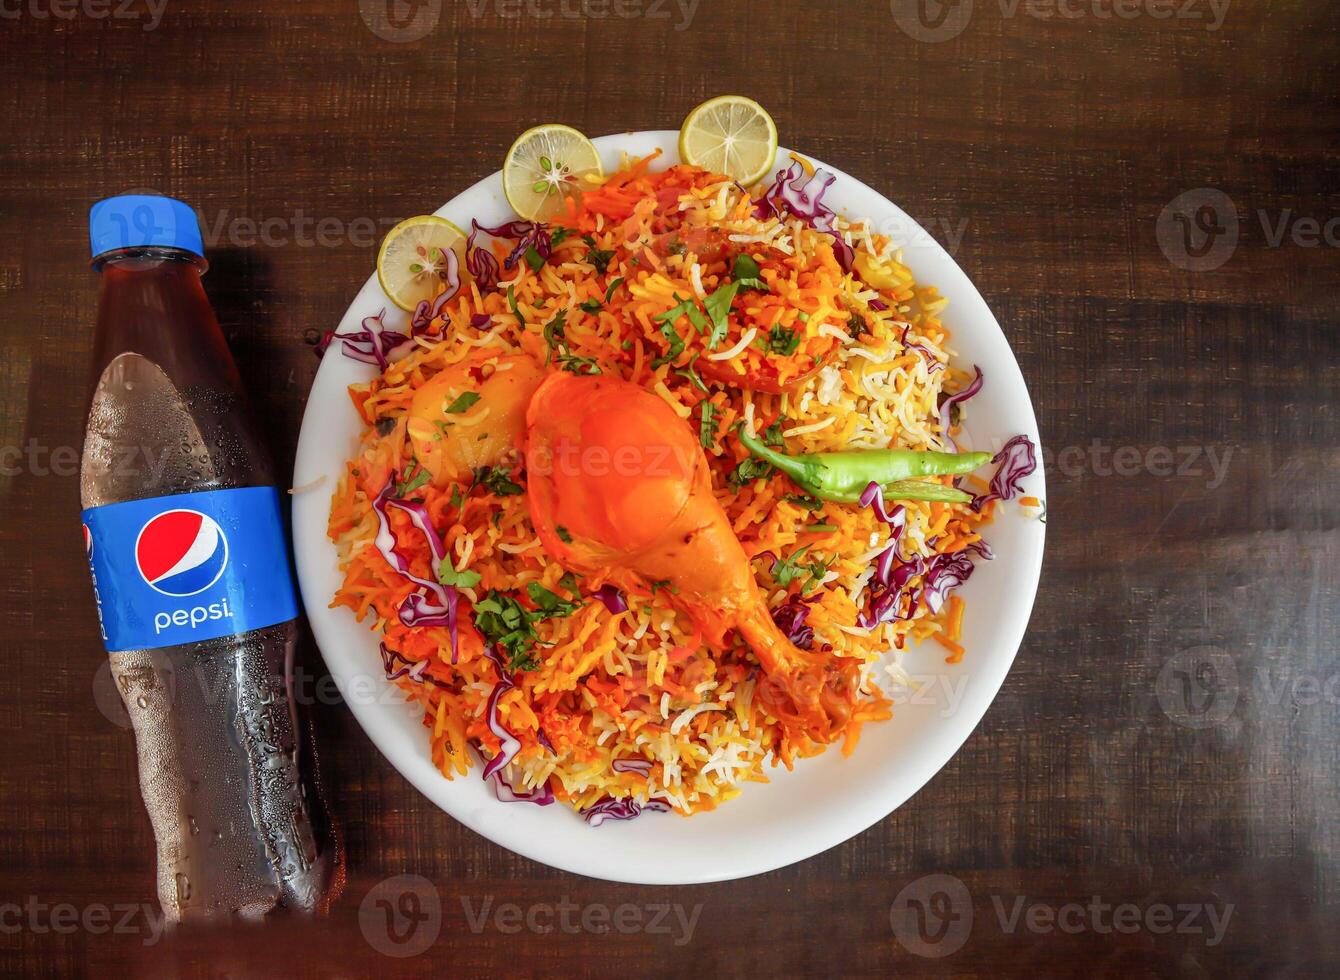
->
[558,571,582,595]
[507,285,524,327]
[603,276,626,302]
[556,525,573,543]
[732,253,761,281]
[771,546,832,592]
[473,590,540,672]
[445,391,481,414]
[550,227,573,246]
[651,295,706,367]
[582,236,615,274]
[474,465,524,497]
[557,350,602,375]
[395,461,431,497]
[784,493,824,512]
[767,323,802,356]
[673,354,709,393]
[523,245,545,272]
[449,484,465,509]
[526,581,582,619]
[698,401,719,449]
[579,299,603,314]
[762,420,786,447]
[726,456,775,489]
[703,281,742,350]
[436,560,481,590]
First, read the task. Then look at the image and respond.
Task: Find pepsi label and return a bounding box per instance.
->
[82,486,299,652]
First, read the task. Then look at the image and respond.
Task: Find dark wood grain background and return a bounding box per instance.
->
[3,0,1338,975]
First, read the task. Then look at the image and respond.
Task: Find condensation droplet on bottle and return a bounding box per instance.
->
[188,816,200,836]
[136,694,149,709]
[175,872,191,903]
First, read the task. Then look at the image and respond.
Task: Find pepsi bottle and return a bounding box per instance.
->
[79,195,343,922]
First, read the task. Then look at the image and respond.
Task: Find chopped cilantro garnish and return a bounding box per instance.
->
[652,295,706,367]
[726,456,775,489]
[731,253,768,292]
[674,358,709,393]
[703,281,742,350]
[395,461,430,497]
[526,581,582,618]
[762,419,787,447]
[507,285,524,327]
[523,245,545,272]
[848,313,866,336]
[472,591,541,672]
[556,525,573,543]
[648,579,678,596]
[603,276,625,302]
[449,484,465,509]
[698,401,719,449]
[579,299,603,314]
[435,560,481,590]
[803,523,838,533]
[550,227,573,246]
[542,308,568,357]
[582,235,615,274]
[473,465,524,497]
[784,493,824,512]
[767,323,802,356]
[444,391,481,414]
[557,350,602,375]
[771,546,832,592]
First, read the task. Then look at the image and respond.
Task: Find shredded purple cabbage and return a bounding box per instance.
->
[581,796,671,828]
[611,758,653,776]
[591,584,629,614]
[378,642,449,690]
[469,312,492,329]
[901,325,945,375]
[466,219,552,292]
[489,771,555,806]
[754,162,853,271]
[314,310,411,370]
[371,483,461,662]
[771,593,818,650]
[869,298,889,312]
[938,366,984,452]
[973,435,1038,512]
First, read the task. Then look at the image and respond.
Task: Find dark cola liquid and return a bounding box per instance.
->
[81,252,342,921]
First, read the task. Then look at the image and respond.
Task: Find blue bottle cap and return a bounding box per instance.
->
[89,194,204,259]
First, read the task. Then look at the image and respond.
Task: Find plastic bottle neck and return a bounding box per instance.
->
[93,245,208,275]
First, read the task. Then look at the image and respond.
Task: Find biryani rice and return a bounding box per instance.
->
[327,154,998,816]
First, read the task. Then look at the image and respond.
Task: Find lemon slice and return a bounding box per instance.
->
[679,96,778,186]
[503,124,604,221]
[377,215,468,311]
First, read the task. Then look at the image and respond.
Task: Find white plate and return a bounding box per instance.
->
[292,130,1045,885]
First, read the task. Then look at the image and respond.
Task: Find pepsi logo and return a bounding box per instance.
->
[134,509,230,597]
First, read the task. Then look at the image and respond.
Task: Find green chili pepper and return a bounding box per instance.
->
[737,429,989,505]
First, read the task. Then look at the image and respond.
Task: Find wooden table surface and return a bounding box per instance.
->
[3,0,1338,975]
